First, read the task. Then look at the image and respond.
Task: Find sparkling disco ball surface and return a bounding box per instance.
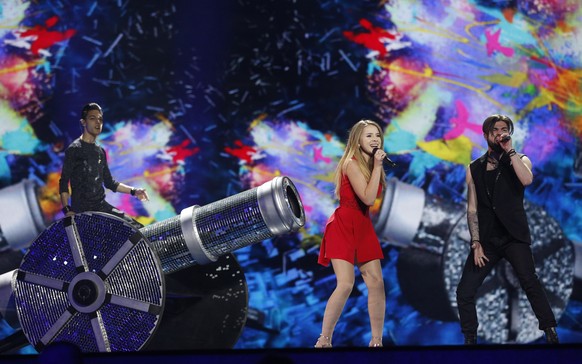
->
[13,212,165,352]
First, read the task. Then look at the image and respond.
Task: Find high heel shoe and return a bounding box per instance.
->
[314,333,332,348]
[369,336,383,347]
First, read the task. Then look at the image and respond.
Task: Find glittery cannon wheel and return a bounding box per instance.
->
[374,178,574,343]
[13,212,165,352]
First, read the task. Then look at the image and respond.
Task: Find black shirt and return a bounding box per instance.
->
[59,138,119,212]
[469,153,531,244]
[484,169,510,241]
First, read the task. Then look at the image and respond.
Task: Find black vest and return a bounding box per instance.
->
[469,153,531,244]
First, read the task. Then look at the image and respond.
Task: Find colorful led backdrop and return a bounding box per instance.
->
[0,0,581,352]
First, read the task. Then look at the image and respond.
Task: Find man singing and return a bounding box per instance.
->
[456,114,559,345]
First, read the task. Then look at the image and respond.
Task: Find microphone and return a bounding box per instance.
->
[500,135,511,142]
[372,148,397,167]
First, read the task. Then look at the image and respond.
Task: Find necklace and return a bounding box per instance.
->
[487,155,498,169]
[485,153,502,200]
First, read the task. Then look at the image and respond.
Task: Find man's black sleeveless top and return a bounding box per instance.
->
[469,153,531,244]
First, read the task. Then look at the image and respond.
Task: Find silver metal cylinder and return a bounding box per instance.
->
[141,176,305,274]
[0,180,46,251]
[372,178,425,248]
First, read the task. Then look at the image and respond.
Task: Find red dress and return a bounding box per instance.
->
[318,173,384,266]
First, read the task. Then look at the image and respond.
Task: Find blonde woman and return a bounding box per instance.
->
[316,120,387,348]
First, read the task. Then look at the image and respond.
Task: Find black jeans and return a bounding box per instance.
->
[75,200,144,231]
[456,237,556,336]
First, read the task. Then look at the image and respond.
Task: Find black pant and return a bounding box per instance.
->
[75,200,144,231]
[456,237,556,336]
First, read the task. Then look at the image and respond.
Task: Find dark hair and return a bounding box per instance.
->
[482,114,514,135]
[81,102,102,120]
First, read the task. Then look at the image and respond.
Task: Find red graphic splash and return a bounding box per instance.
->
[225,140,257,164]
[166,139,200,164]
[343,18,398,57]
[20,16,76,55]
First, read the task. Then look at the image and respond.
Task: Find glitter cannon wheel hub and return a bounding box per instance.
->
[12,212,165,352]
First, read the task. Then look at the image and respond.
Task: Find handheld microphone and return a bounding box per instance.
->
[372,148,397,167]
[500,135,511,142]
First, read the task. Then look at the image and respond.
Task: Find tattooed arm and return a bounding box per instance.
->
[467,165,488,267]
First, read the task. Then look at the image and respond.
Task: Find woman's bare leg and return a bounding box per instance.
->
[358,259,385,347]
[315,259,355,347]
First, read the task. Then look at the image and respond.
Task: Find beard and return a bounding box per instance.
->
[487,139,504,155]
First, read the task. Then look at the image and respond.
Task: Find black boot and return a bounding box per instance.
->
[544,327,559,344]
[464,334,477,345]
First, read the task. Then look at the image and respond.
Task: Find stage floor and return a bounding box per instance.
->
[2,344,581,364]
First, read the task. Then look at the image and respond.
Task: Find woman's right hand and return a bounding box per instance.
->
[373,148,386,167]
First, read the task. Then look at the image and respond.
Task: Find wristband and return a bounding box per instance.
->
[62,205,71,214]
[130,188,137,196]
[507,149,516,157]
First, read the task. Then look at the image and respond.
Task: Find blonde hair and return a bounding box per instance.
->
[334,119,387,198]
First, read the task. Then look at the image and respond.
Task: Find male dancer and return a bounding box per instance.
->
[456,114,558,344]
[59,102,148,229]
